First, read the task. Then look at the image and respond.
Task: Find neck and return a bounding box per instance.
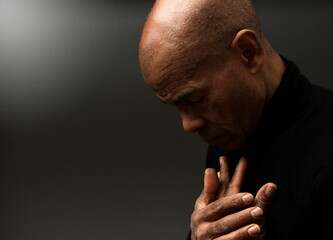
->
[262,50,286,105]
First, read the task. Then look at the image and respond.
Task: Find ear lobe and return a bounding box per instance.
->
[231,29,264,74]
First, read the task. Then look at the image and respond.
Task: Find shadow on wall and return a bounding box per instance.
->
[0,1,205,240]
[0,1,332,240]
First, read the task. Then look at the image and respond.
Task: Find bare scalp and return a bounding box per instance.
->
[139,0,263,88]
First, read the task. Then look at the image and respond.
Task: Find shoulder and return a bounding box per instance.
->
[300,85,333,148]
[312,85,333,123]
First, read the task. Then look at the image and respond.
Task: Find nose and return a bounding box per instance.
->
[180,111,205,132]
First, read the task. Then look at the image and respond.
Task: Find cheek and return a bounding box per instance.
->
[203,91,237,124]
[203,90,260,134]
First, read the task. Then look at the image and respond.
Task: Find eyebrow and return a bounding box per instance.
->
[157,89,197,105]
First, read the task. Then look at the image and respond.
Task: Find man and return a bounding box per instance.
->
[139,0,333,239]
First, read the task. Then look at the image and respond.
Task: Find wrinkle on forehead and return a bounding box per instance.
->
[140,10,209,91]
[146,52,199,94]
[157,86,199,105]
[153,78,186,99]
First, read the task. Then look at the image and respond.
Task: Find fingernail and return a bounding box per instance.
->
[251,207,263,220]
[265,184,277,198]
[248,225,261,237]
[242,194,253,204]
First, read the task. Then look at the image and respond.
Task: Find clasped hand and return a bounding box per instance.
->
[190,157,277,240]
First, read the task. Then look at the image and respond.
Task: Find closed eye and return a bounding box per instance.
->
[185,91,204,104]
[186,97,203,104]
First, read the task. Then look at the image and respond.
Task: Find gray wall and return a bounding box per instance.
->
[0,1,332,239]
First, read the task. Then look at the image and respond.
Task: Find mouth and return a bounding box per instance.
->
[201,135,222,145]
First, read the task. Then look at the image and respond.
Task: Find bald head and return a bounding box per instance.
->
[139,0,286,151]
[139,0,263,89]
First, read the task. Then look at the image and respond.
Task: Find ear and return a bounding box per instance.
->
[230,29,265,74]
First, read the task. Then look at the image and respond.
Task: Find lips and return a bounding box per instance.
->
[201,135,221,144]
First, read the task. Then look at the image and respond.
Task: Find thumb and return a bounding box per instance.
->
[253,183,278,212]
[195,168,220,210]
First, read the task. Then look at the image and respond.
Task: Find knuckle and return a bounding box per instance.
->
[211,221,228,235]
[216,193,245,209]
[192,223,210,240]
[229,196,243,207]
[191,211,202,225]
[234,229,247,240]
[256,197,270,210]
[228,209,254,228]
[204,201,222,219]
[258,194,268,203]
[212,200,222,212]
[241,209,254,222]
[195,230,207,240]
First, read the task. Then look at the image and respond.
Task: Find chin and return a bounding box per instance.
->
[216,144,241,153]
[215,135,246,153]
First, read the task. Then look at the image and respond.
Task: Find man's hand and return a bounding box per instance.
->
[190,157,277,240]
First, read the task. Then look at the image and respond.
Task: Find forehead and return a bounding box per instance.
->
[156,80,204,105]
[144,49,200,92]
[147,66,193,95]
[144,51,206,102]
[145,54,227,105]
[147,58,209,106]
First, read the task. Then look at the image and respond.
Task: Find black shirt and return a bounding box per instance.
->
[204,58,333,239]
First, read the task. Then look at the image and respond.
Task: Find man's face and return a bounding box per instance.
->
[145,54,266,152]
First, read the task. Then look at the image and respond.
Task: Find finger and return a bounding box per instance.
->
[197,193,254,222]
[219,156,230,183]
[226,157,247,196]
[195,168,220,210]
[253,182,278,212]
[214,224,262,240]
[218,156,230,197]
[208,206,263,238]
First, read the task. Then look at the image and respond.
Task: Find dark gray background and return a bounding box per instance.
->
[0,1,332,239]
